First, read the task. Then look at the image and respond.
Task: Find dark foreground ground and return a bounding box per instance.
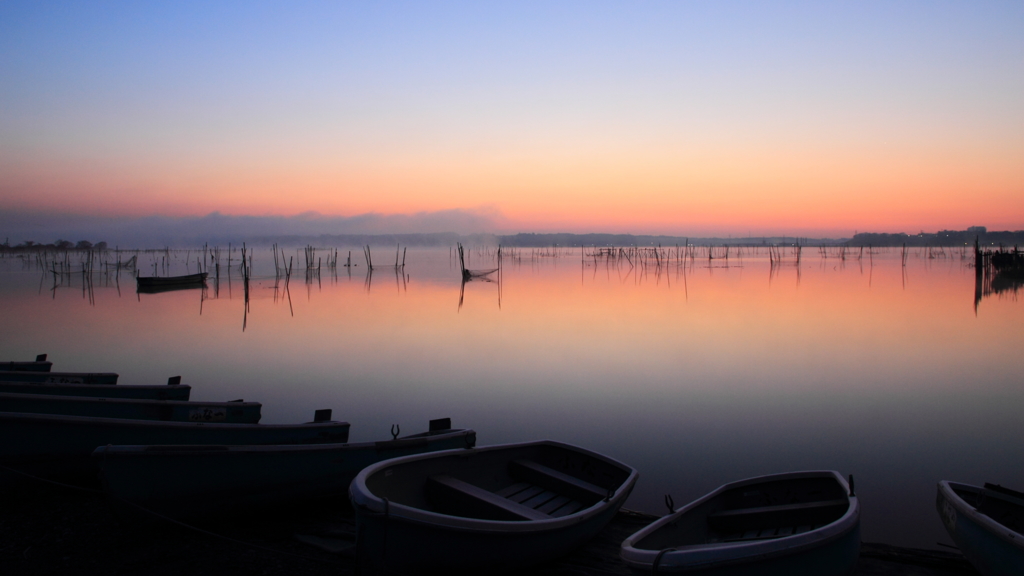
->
[0,482,980,576]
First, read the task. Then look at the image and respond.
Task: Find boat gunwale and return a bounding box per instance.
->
[91,428,477,458]
[938,480,1024,551]
[0,371,119,380]
[0,391,260,409]
[0,410,348,431]
[350,439,639,534]
[0,382,185,390]
[619,470,859,571]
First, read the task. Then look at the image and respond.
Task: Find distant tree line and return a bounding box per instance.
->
[846,228,1024,247]
[1,239,108,252]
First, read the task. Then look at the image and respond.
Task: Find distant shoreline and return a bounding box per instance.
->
[3,228,1022,250]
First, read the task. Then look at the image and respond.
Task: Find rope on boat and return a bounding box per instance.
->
[0,463,346,566]
[651,547,677,574]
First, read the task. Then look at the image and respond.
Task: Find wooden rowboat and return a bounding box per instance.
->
[0,392,260,423]
[937,481,1024,576]
[0,381,191,401]
[94,419,476,520]
[349,440,638,573]
[0,371,118,384]
[136,273,207,294]
[0,409,347,481]
[620,471,860,575]
[0,354,52,372]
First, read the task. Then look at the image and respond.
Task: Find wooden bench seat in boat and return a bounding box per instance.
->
[494,482,585,518]
[508,459,607,503]
[707,498,849,534]
[427,475,551,521]
[425,459,608,522]
[713,523,820,543]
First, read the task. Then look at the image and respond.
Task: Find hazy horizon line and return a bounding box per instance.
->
[0,208,1007,248]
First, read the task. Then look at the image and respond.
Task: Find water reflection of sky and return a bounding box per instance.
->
[1,247,1021,548]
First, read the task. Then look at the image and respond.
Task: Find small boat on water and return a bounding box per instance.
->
[0,354,52,372]
[0,381,191,400]
[349,440,638,573]
[0,371,118,384]
[94,418,476,520]
[0,392,261,423]
[0,409,347,480]
[620,471,860,575]
[937,480,1024,576]
[137,272,207,294]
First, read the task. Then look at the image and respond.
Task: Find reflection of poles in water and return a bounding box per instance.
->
[973,236,983,314]
[456,274,499,311]
[682,254,688,302]
[902,247,909,291]
[458,276,465,311]
[969,237,1024,313]
[240,243,252,332]
[364,267,373,293]
[457,245,502,312]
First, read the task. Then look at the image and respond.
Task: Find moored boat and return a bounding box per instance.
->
[0,354,52,372]
[0,371,118,384]
[0,409,347,480]
[937,480,1024,576]
[0,381,190,400]
[0,392,261,423]
[137,272,207,294]
[349,440,638,573]
[620,471,860,575]
[94,418,476,520]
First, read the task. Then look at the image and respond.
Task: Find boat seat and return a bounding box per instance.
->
[494,482,586,518]
[708,499,848,533]
[508,459,607,504]
[426,475,551,521]
[713,524,817,542]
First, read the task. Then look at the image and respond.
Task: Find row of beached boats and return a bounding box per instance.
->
[1,355,1020,575]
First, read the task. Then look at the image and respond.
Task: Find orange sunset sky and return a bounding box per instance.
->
[2,2,1023,238]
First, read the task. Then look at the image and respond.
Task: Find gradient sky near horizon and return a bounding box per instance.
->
[2,1,1023,236]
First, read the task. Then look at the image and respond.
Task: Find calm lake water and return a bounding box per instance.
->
[2,245,1022,549]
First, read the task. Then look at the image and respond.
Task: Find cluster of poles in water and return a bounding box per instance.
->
[3,240,1019,322]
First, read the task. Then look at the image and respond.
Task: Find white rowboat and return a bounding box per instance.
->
[620,471,860,575]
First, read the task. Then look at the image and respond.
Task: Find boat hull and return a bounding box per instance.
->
[937,481,1024,576]
[351,440,638,573]
[136,273,208,288]
[0,411,349,480]
[94,429,477,520]
[620,471,860,576]
[0,381,190,400]
[621,524,860,576]
[136,281,206,294]
[0,361,52,372]
[0,392,260,423]
[355,490,625,573]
